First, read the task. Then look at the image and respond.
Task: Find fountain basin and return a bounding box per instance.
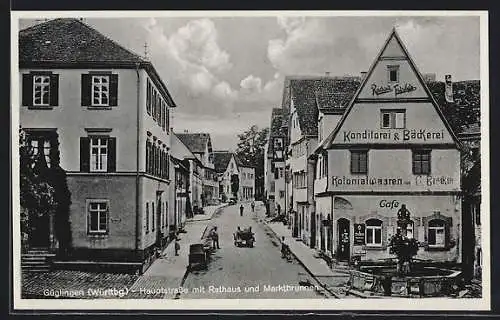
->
[348,264,462,297]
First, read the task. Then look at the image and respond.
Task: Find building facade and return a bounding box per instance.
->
[171,133,203,217]
[313,29,462,264]
[176,133,219,207]
[264,108,287,216]
[19,18,177,271]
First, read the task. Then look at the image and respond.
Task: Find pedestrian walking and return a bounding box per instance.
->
[281,236,289,259]
[211,227,220,249]
[251,201,255,212]
[240,204,244,216]
[174,238,180,256]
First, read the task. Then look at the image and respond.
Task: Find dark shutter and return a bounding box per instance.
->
[22,74,33,106]
[80,137,90,172]
[81,74,91,106]
[108,137,117,172]
[109,74,118,106]
[49,74,59,106]
[445,216,452,248]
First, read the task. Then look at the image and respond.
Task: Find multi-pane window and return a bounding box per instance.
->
[90,137,108,172]
[388,65,400,83]
[350,150,368,174]
[381,109,405,129]
[88,201,108,234]
[366,219,382,246]
[412,150,431,175]
[92,75,109,106]
[29,138,52,168]
[428,219,445,247]
[33,75,50,106]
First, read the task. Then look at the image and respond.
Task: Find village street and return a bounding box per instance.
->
[180,203,323,299]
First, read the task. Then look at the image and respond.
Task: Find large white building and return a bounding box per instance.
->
[19,18,177,272]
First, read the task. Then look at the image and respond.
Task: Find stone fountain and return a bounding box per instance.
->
[347,204,462,298]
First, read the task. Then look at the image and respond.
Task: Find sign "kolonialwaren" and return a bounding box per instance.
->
[331,175,455,187]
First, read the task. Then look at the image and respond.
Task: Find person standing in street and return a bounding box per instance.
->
[240,204,244,217]
[174,238,180,256]
[251,201,255,212]
[211,227,220,249]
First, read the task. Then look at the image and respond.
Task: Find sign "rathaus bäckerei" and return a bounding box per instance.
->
[342,129,446,143]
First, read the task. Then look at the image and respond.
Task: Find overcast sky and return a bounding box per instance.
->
[19,15,480,150]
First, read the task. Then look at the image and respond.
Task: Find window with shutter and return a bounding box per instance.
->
[23,72,59,108]
[80,137,90,172]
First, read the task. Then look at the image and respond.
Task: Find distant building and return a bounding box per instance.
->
[264,108,287,217]
[175,133,219,206]
[423,73,437,82]
[213,151,239,201]
[213,151,255,202]
[19,18,177,272]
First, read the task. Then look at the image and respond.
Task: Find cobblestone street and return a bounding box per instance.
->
[180,203,324,299]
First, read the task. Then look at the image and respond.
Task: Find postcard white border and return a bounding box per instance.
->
[11,10,490,311]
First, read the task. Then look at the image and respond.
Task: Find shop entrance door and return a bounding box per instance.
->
[337,218,350,261]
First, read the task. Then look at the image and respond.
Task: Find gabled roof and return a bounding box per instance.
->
[171,133,203,166]
[175,133,212,154]
[213,151,233,173]
[234,154,255,169]
[320,27,462,151]
[288,76,361,137]
[20,18,143,64]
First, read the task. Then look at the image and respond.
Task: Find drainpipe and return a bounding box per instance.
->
[135,63,141,253]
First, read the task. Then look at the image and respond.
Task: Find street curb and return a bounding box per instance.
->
[186,204,230,222]
[260,219,340,299]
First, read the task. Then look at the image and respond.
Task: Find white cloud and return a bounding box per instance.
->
[213,81,238,100]
[169,18,232,73]
[240,75,262,93]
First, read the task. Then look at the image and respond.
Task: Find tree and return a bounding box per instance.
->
[19,128,72,254]
[19,128,57,251]
[235,125,269,200]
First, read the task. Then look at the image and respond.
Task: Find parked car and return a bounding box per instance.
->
[188,243,208,270]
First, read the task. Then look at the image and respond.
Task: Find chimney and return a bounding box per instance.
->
[445,74,453,103]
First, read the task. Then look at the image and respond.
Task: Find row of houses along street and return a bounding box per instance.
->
[18,18,256,279]
[17,17,483,301]
[263,28,482,286]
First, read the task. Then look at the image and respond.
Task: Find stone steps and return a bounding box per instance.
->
[21,249,55,273]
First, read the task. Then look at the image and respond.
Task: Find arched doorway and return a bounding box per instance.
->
[337,218,350,261]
